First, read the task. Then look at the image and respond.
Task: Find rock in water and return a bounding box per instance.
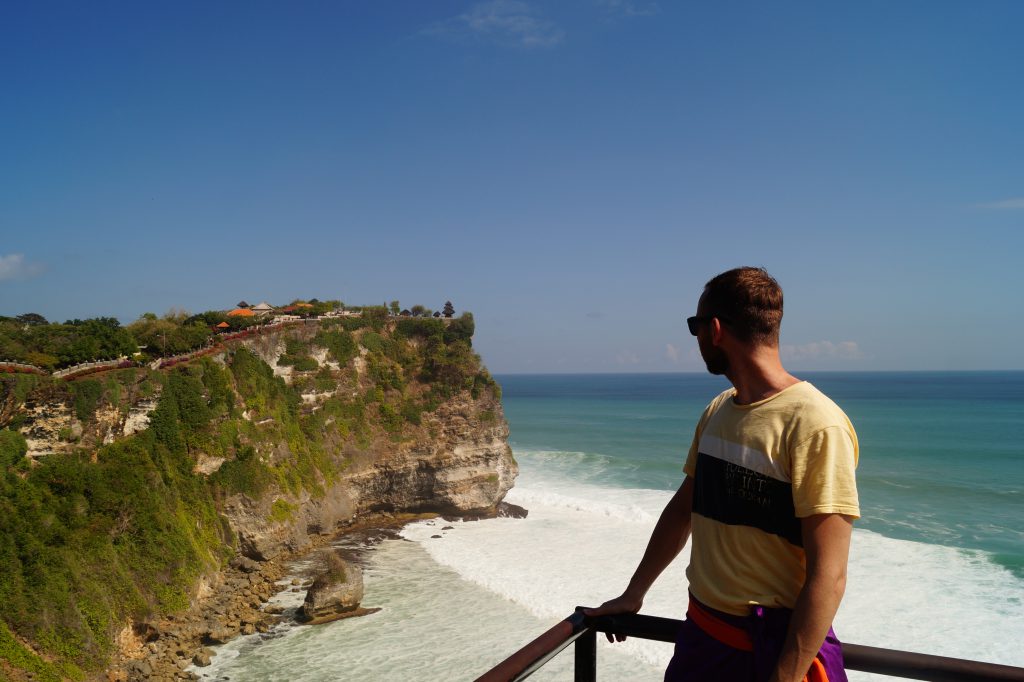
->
[496,501,528,518]
[298,551,368,624]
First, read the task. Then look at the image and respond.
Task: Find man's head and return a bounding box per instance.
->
[690,267,784,374]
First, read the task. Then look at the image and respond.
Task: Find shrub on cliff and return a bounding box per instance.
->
[362,305,389,331]
[230,347,298,418]
[69,379,103,421]
[277,338,318,371]
[446,312,475,345]
[314,328,357,365]
[200,358,236,417]
[395,316,445,341]
[210,445,274,496]
[0,429,26,467]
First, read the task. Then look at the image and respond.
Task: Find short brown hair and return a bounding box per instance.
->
[702,267,783,346]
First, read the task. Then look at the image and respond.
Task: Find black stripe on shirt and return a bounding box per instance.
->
[692,452,803,547]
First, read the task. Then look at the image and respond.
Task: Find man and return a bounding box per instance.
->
[586,267,859,682]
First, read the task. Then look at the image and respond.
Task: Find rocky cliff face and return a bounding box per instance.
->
[220,329,517,561]
[6,371,162,459]
[225,394,516,561]
[6,317,517,563]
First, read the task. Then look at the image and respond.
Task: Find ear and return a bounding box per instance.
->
[710,317,725,345]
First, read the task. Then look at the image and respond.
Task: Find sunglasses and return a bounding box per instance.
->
[686,315,730,336]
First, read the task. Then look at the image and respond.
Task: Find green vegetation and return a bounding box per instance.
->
[276,338,318,372]
[0,620,73,682]
[313,328,357,365]
[0,311,498,677]
[313,551,347,586]
[0,361,243,674]
[128,311,216,360]
[0,316,136,370]
[9,374,42,405]
[269,498,297,523]
[70,380,103,421]
[0,424,227,674]
[361,306,389,331]
[0,429,27,467]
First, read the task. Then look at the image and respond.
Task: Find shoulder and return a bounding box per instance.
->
[703,388,735,417]
[710,387,736,410]
[787,382,850,422]
[693,388,736,435]
[779,383,856,442]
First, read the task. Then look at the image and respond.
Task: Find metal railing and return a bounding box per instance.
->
[476,609,1024,682]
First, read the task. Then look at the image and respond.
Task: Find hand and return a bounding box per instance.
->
[582,592,644,643]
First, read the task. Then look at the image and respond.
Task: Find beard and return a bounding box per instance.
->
[701,345,730,376]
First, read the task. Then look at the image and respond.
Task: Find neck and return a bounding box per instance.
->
[724,345,800,405]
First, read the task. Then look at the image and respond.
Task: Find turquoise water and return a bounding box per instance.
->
[498,371,1024,577]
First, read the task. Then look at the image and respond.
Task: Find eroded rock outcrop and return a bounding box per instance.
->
[298,551,375,624]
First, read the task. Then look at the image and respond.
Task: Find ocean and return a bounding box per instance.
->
[194,372,1024,681]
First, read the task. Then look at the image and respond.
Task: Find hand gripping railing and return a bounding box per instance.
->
[476,608,1024,682]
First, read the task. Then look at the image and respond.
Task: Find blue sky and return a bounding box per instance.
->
[2,1,1022,373]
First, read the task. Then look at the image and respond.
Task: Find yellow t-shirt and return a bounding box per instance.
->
[683,381,860,616]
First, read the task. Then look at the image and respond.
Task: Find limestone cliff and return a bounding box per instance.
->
[0,313,516,681]
[225,391,516,561]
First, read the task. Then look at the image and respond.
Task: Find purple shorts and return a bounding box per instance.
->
[664,597,847,682]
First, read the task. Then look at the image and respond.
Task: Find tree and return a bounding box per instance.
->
[362,306,389,330]
[445,312,475,345]
[442,301,455,318]
[16,313,47,326]
[389,300,401,316]
[410,305,426,317]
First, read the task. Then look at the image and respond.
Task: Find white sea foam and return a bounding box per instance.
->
[404,472,1024,679]
[193,532,664,681]
[195,462,1024,681]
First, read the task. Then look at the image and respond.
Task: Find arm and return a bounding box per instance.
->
[770,513,854,682]
[584,476,694,640]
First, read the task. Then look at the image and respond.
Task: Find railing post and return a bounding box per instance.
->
[574,628,596,682]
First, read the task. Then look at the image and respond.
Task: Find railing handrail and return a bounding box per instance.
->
[476,609,1024,682]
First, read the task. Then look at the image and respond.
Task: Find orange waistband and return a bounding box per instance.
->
[686,596,754,652]
[686,596,831,682]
